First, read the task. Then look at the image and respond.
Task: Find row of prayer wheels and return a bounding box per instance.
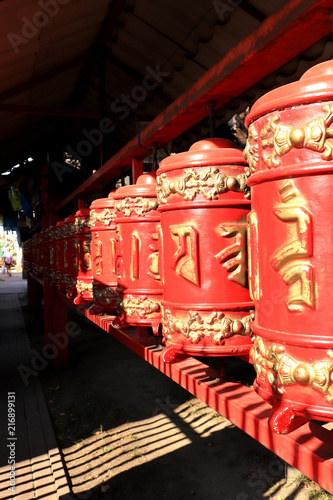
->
[23,61,333,434]
[24,137,253,348]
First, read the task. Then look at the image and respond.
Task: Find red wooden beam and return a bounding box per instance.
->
[55,0,332,213]
[61,297,333,496]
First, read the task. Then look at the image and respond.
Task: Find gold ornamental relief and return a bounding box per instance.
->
[156,167,250,204]
[73,253,78,271]
[64,241,68,269]
[147,232,160,281]
[243,124,259,174]
[215,223,247,288]
[251,336,333,404]
[271,180,316,312]
[121,296,161,319]
[93,287,118,304]
[48,270,56,282]
[94,234,103,276]
[162,308,254,345]
[49,247,54,266]
[82,235,92,272]
[90,209,116,227]
[260,104,333,168]
[115,197,158,217]
[170,225,200,287]
[66,276,77,289]
[247,210,260,301]
[76,280,93,295]
[66,223,76,236]
[36,265,43,275]
[75,216,91,231]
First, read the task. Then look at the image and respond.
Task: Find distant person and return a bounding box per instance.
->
[4,252,12,277]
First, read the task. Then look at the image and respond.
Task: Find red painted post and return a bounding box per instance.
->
[77,198,86,209]
[132,157,143,184]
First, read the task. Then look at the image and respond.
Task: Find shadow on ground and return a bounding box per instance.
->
[19,295,332,500]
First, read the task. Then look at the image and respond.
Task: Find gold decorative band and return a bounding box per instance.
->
[90,209,116,227]
[75,216,91,231]
[251,336,333,404]
[115,197,158,217]
[76,280,93,295]
[65,223,76,236]
[121,295,161,318]
[244,104,333,172]
[156,167,250,204]
[162,308,254,345]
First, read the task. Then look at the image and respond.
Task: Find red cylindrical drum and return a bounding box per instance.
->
[55,221,66,291]
[35,233,44,278]
[31,233,41,277]
[74,208,93,305]
[44,228,51,282]
[63,214,78,299]
[23,239,30,273]
[244,61,333,433]
[89,193,118,314]
[156,139,254,362]
[48,225,57,286]
[114,174,162,334]
[31,234,37,276]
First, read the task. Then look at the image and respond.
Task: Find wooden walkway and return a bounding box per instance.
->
[0,275,71,499]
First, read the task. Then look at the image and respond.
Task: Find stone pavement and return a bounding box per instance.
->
[0,271,72,499]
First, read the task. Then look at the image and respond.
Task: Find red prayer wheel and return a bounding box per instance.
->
[44,228,51,282]
[244,61,333,433]
[23,239,30,273]
[55,220,66,291]
[35,233,44,278]
[114,174,162,334]
[88,193,118,314]
[63,214,78,299]
[30,233,42,277]
[30,234,37,276]
[156,138,254,362]
[74,208,93,305]
[48,225,58,286]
